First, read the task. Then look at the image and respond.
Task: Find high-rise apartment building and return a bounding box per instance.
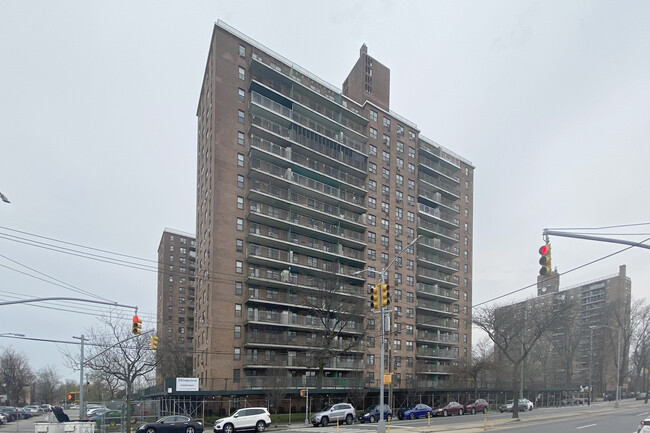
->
[194,21,474,394]
[495,265,631,396]
[156,229,197,383]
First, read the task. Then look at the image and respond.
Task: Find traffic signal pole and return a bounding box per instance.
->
[542,229,650,250]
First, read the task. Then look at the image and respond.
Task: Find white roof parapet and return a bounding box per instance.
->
[163,228,196,239]
[419,134,474,168]
[217,20,343,95]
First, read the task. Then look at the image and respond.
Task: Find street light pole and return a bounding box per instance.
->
[588,328,593,406]
[354,235,421,433]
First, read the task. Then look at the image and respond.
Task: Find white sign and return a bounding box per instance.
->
[176,378,199,392]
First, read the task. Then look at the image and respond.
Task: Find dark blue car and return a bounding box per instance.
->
[397,404,433,420]
[358,404,392,423]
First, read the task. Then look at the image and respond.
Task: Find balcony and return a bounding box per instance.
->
[416,361,453,375]
[416,267,459,289]
[416,330,459,345]
[416,347,457,359]
[418,237,459,259]
[418,203,459,229]
[246,265,365,296]
[250,135,366,193]
[418,153,460,182]
[415,316,459,331]
[243,353,363,370]
[416,299,457,316]
[419,172,460,199]
[245,330,364,350]
[416,283,459,301]
[418,190,460,214]
[416,252,459,274]
[418,218,459,243]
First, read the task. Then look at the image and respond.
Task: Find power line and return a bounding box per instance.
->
[472,237,650,309]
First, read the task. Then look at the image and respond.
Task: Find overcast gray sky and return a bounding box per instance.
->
[1,0,649,381]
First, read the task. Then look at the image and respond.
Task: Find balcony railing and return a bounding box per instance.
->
[418,218,460,241]
[416,347,456,359]
[419,172,460,197]
[418,203,459,227]
[416,283,459,300]
[416,330,459,344]
[415,299,456,314]
[415,316,459,330]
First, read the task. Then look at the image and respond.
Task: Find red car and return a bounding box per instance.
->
[433,402,464,417]
[464,399,488,414]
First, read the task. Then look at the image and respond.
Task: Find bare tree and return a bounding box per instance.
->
[473,295,575,419]
[156,345,193,381]
[628,300,650,398]
[62,310,157,422]
[35,365,61,405]
[0,347,34,405]
[263,365,290,425]
[548,312,583,385]
[303,274,367,389]
[345,371,368,411]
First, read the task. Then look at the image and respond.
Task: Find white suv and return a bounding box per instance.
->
[310,403,356,427]
[214,408,271,433]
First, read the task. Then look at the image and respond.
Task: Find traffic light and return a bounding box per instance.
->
[370,285,380,309]
[67,393,73,401]
[132,315,142,335]
[380,283,390,308]
[150,335,158,350]
[539,243,552,276]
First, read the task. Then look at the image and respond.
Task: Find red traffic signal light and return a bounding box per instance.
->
[67,393,72,401]
[132,315,142,335]
[539,243,552,276]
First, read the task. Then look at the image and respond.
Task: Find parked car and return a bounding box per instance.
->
[310,403,355,427]
[137,415,203,433]
[213,408,271,433]
[358,404,392,423]
[637,393,648,401]
[397,404,433,420]
[433,402,464,417]
[464,399,488,414]
[521,398,534,410]
[499,400,528,413]
[24,405,40,413]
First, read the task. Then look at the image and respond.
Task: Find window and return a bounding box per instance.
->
[406,308,414,318]
[406,341,413,351]
[396,190,403,202]
[237,131,245,145]
[368,232,376,243]
[369,179,377,191]
[396,174,403,187]
[238,88,245,102]
[382,184,390,197]
[381,201,389,214]
[238,110,245,124]
[368,144,377,156]
[367,249,376,260]
[408,146,415,158]
[382,150,390,163]
[368,197,377,209]
[395,223,402,236]
[394,273,402,284]
[394,289,402,301]
[236,218,243,231]
[369,127,377,139]
[408,163,415,174]
[369,110,378,122]
[463,334,468,343]
[381,235,389,247]
[383,117,391,128]
[395,207,403,220]
[234,347,241,360]
[237,196,244,209]
[235,260,243,274]
[407,259,414,270]
[369,162,377,174]
[406,292,414,303]
[396,157,404,170]
[408,131,416,141]
[235,304,242,317]
[238,44,245,57]
[236,239,243,252]
[368,215,376,226]
[383,134,390,147]
[367,318,375,329]
[381,219,389,231]
[237,175,244,188]
[234,325,241,339]
[394,339,401,350]
[406,324,413,335]
[406,275,414,286]
[407,211,414,222]
[237,153,244,166]
[381,252,389,264]
[394,356,401,368]
[397,141,404,153]
[408,179,415,190]
[396,124,404,135]
[235,281,243,295]
[367,337,375,348]
[233,369,240,382]
[238,66,245,80]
